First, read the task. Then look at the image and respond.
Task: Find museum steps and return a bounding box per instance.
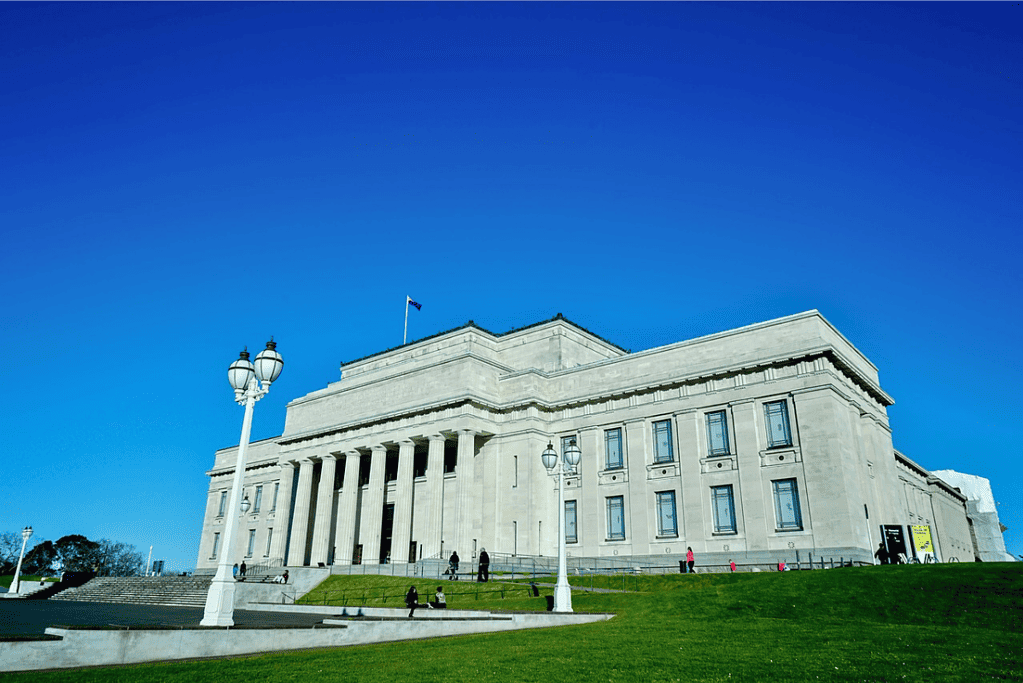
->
[49,576,213,608]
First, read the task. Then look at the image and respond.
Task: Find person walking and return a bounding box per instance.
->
[686,547,695,574]
[406,585,420,618]
[729,559,736,573]
[478,548,490,582]
[448,551,460,580]
[232,563,239,579]
[239,561,247,579]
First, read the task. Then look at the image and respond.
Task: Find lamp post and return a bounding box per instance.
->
[201,340,283,627]
[10,526,32,595]
[541,439,581,613]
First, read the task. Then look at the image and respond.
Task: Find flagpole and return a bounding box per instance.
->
[404,296,410,345]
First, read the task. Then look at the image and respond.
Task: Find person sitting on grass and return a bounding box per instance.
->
[430,586,447,609]
[406,585,420,618]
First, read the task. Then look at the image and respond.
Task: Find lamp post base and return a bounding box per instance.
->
[200,574,237,626]
[553,580,573,613]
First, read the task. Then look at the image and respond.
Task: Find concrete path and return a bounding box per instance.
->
[0,600,334,637]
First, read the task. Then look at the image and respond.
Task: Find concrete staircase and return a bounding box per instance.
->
[50,576,213,608]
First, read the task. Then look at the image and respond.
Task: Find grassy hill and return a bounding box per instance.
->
[9,563,1021,682]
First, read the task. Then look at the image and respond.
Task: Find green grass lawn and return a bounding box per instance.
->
[6,564,1021,682]
[0,575,56,590]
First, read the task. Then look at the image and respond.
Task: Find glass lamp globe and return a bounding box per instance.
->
[541,442,558,471]
[22,526,32,541]
[254,339,283,384]
[228,349,256,391]
[564,440,581,468]
[240,496,251,514]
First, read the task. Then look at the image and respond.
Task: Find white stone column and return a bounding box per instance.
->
[455,429,477,557]
[333,450,361,565]
[733,400,768,550]
[268,461,295,564]
[360,445,388,564]
[423,434,446,558]
[391,439,416,563]
[286,458,315,566]
[676,410,707,544]
[309,454,338,566]
[623,419,648,548]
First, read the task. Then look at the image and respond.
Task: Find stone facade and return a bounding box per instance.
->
[196,311,979,571]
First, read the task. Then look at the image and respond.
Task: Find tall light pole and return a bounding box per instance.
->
[201,340,283,627]
[541,439,581,613]
[10,526,33,595]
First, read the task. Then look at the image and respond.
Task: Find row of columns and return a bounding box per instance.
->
[274,430,477,568]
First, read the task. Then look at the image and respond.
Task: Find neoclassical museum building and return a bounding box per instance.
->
[195,311,981,572]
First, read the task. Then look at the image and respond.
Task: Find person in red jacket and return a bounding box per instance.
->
[686,547,695,574]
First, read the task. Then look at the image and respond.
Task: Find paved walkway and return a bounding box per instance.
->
[0,601,338,638]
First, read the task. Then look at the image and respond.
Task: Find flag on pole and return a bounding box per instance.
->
[407,296,422,310]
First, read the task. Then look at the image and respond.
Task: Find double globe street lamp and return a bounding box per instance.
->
[201,340,283,627]
[541,439,581,613]
[10,526,33,595]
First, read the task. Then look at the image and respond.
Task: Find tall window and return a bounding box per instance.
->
[211,532,220,559]
[656,491,678,537]
[565,500,578,543]
[253,485,263,513]
[271,482,279,511]
[765,400,792,448]
[265,528,273,556]
[605,428,623,469]
[652,420,674,463]
[706,411,731,456]
[711,485,736,533]
[247,529,256,557]
[606,496,626,540]
[217,491,227,517]
[773,479,803,530]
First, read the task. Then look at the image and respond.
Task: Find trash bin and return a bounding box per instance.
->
[545,595,554,611]
[679,560,685,574]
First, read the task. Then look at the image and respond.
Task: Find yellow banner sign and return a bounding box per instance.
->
[911,525,934,554]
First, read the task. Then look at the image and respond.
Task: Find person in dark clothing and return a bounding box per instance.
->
[239,562,247,579]
[875,541,889,565]
[478,548,490,582]
[430,586,447,609]
[406,585,420,618]
[448,551,460,580]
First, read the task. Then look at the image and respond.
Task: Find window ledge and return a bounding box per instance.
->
[711,531,738,536]
[774,527,804,533]
[605,537,627,543]
[655,533,679,540]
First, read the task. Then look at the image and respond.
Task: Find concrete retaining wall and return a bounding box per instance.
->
[0,610,612,672]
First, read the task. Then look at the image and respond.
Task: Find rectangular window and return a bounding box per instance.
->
[265,528,273,556]
[652,420,674,463]
[656,491,678,537]
[605,428,623,469]
[246,529,256,557]
[253,485,263,513]
[773,479,803,530]
[765,400,792,448]
[211,532,220,559]
[217,491,227,517]
[271,482,279,511]
[711,485,736,533]
[565,500,578,543]
[513,455,518,487]
[706,411,731,456]
[606,496,626,540]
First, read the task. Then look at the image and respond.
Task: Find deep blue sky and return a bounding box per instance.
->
[2,3,1019,571]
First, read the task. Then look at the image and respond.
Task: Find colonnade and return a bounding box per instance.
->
[271,430,478,567]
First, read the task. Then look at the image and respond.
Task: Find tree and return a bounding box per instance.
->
[95,539,144,577]
[53,535,101,573]
[22,540,57,575]
[0,531,22,574]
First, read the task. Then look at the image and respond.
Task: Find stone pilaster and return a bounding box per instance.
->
[454,429,477,557]
[268,461,295,565]
[390,439,416,563]
[360,445,388,564]
[733,400,768,550]
[333,450,361,565]
[423,434,446,558]
[286,458,315,566]
[676,410,706,545]
[309,454,337,566]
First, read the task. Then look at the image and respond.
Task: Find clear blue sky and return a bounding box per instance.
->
[2,3,1019,571]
